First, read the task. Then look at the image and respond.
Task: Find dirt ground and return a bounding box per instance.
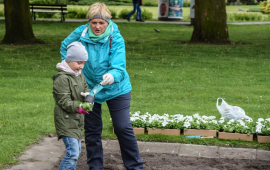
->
[52,146,270,170]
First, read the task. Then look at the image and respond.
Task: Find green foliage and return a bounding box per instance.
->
[66,8,78,18]
[129,9,153,20]
[0,10,4,17]
[65,0,132,6]
[108,8,117,19]
[142,9,153,20]
[81,102,93,111]
[183,1,190,7]
[227,0,237,5]
[76,8,87,18]
[143,1,158,6]
[256,119,270,136]
[240,0,257,5]
[37,12,55,18]
[228,13,262,21]
[118,9,130,19]
[30,0,68,5]
[260,0,270,14]
[248,7,263,12]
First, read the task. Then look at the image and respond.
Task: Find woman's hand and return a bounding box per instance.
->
[102,73,114,85]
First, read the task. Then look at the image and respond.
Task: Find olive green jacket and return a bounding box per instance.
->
[52,71,90,140]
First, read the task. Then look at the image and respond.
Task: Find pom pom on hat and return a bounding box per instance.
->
[66,41,88,62]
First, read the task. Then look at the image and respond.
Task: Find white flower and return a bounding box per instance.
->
[258,118,264,122]
[256,125,262,133]
[211,120,218,124]
[219,119,224,124]
[237,120,245,126]
[185,116,193,121]
[228,119,234,124]
[162,121,168,127]
[265,118,270,122]
[193,113,201,119]
[184,121,191,128]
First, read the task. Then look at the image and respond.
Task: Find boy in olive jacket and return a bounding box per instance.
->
[52,41,91,170]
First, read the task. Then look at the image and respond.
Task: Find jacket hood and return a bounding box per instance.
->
[52,71,75,80]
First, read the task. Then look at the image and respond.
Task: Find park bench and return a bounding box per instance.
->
[29,4,68,21]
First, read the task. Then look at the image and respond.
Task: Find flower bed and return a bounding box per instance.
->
[128,111,270,143]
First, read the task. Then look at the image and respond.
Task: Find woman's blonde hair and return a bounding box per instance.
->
[86,3,112,21]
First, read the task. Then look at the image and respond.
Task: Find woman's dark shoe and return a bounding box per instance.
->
[126,15,130,22]
[136,19,144,22]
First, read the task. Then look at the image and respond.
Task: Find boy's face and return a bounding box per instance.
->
[67,61,86,73]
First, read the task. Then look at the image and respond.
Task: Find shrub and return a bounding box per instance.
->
[183,1,190,7]
[142,9,153,20]
[0,11,4,17]
[240,0,257,5]
[260,1,270,14]
[228,13,262,21]
[247,8,262,12]
[130,9,153,20]
[38,12,55,18]
[76,9,87,19]
[66,9,77,18]
[227,0,237,5]
[119,8,153,20]
[30,0,67,4]
[119,9,130,19]
[108,8,117,19]
[143,1,158,6]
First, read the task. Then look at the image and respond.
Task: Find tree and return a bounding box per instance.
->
[1,0,43,44]
[190,0,231,44]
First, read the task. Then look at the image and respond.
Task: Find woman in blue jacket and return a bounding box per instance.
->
[60,3,143,170]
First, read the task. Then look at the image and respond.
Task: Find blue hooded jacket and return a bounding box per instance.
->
[60,21,131,104]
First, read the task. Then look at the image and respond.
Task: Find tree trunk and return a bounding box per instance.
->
[190,0,231,44]
[1,0,43,44]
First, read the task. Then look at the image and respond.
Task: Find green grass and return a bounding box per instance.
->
[0,20,270,168]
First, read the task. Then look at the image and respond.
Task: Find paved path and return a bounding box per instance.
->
[5,136,270,170]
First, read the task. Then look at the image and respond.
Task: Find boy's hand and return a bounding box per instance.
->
[81,92,90,97]
[77,107,89,114]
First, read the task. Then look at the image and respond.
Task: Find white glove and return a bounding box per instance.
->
[102,73,114,85]
[81,92,90,97]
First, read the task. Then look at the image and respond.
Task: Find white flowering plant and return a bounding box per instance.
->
[183,113,220,131]
[130,111,150,128]
[145,114,185,130]
[128,111,264,136]
[219,118,255,135]
[256,118,270,136]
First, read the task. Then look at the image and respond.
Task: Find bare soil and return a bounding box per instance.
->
[52,145,270,170]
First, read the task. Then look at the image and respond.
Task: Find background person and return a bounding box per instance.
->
[53,41,90,170]
[60,2,144,170]
[126,0,144,22]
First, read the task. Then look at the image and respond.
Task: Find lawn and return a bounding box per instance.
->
[0,20,270,168]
